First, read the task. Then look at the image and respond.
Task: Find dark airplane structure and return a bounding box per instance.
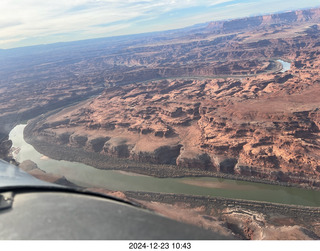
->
[0,160,230,240]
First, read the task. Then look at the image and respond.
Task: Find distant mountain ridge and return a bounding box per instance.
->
[207,7,320,31]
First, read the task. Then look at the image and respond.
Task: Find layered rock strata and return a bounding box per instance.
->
[27,62,320,187]
[6,7,320,188]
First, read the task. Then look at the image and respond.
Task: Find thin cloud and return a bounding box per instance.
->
[0,21,22,29]
[0,37,24,46]
[0,0,319,49]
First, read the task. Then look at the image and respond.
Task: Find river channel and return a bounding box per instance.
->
[10,123,320,207]
[277,59,291,72]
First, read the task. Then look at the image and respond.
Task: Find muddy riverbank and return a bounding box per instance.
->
[123,191,320,240]
[124,191,320,219]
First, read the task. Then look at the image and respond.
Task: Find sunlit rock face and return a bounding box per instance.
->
[5,8,320,187]
[28,60,320,187]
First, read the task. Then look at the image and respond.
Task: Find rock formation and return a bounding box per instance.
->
[2,7,320,188]
[19,160,76,187]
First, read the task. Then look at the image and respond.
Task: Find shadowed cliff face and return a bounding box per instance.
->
[3,7,320,187]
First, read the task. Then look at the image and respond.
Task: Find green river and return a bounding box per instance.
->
[9,124,320,207]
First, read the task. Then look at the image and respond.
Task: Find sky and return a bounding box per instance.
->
[0,0,319,49]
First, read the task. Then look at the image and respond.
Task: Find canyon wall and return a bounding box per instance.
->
[3,7,320,188]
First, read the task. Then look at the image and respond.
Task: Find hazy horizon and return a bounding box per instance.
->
[0,0,319,50]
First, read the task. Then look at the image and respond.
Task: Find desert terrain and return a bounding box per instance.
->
[23,8,320,188]
[1,7,320,240]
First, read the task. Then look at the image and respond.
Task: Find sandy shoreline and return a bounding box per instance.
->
[180,179,255,190]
